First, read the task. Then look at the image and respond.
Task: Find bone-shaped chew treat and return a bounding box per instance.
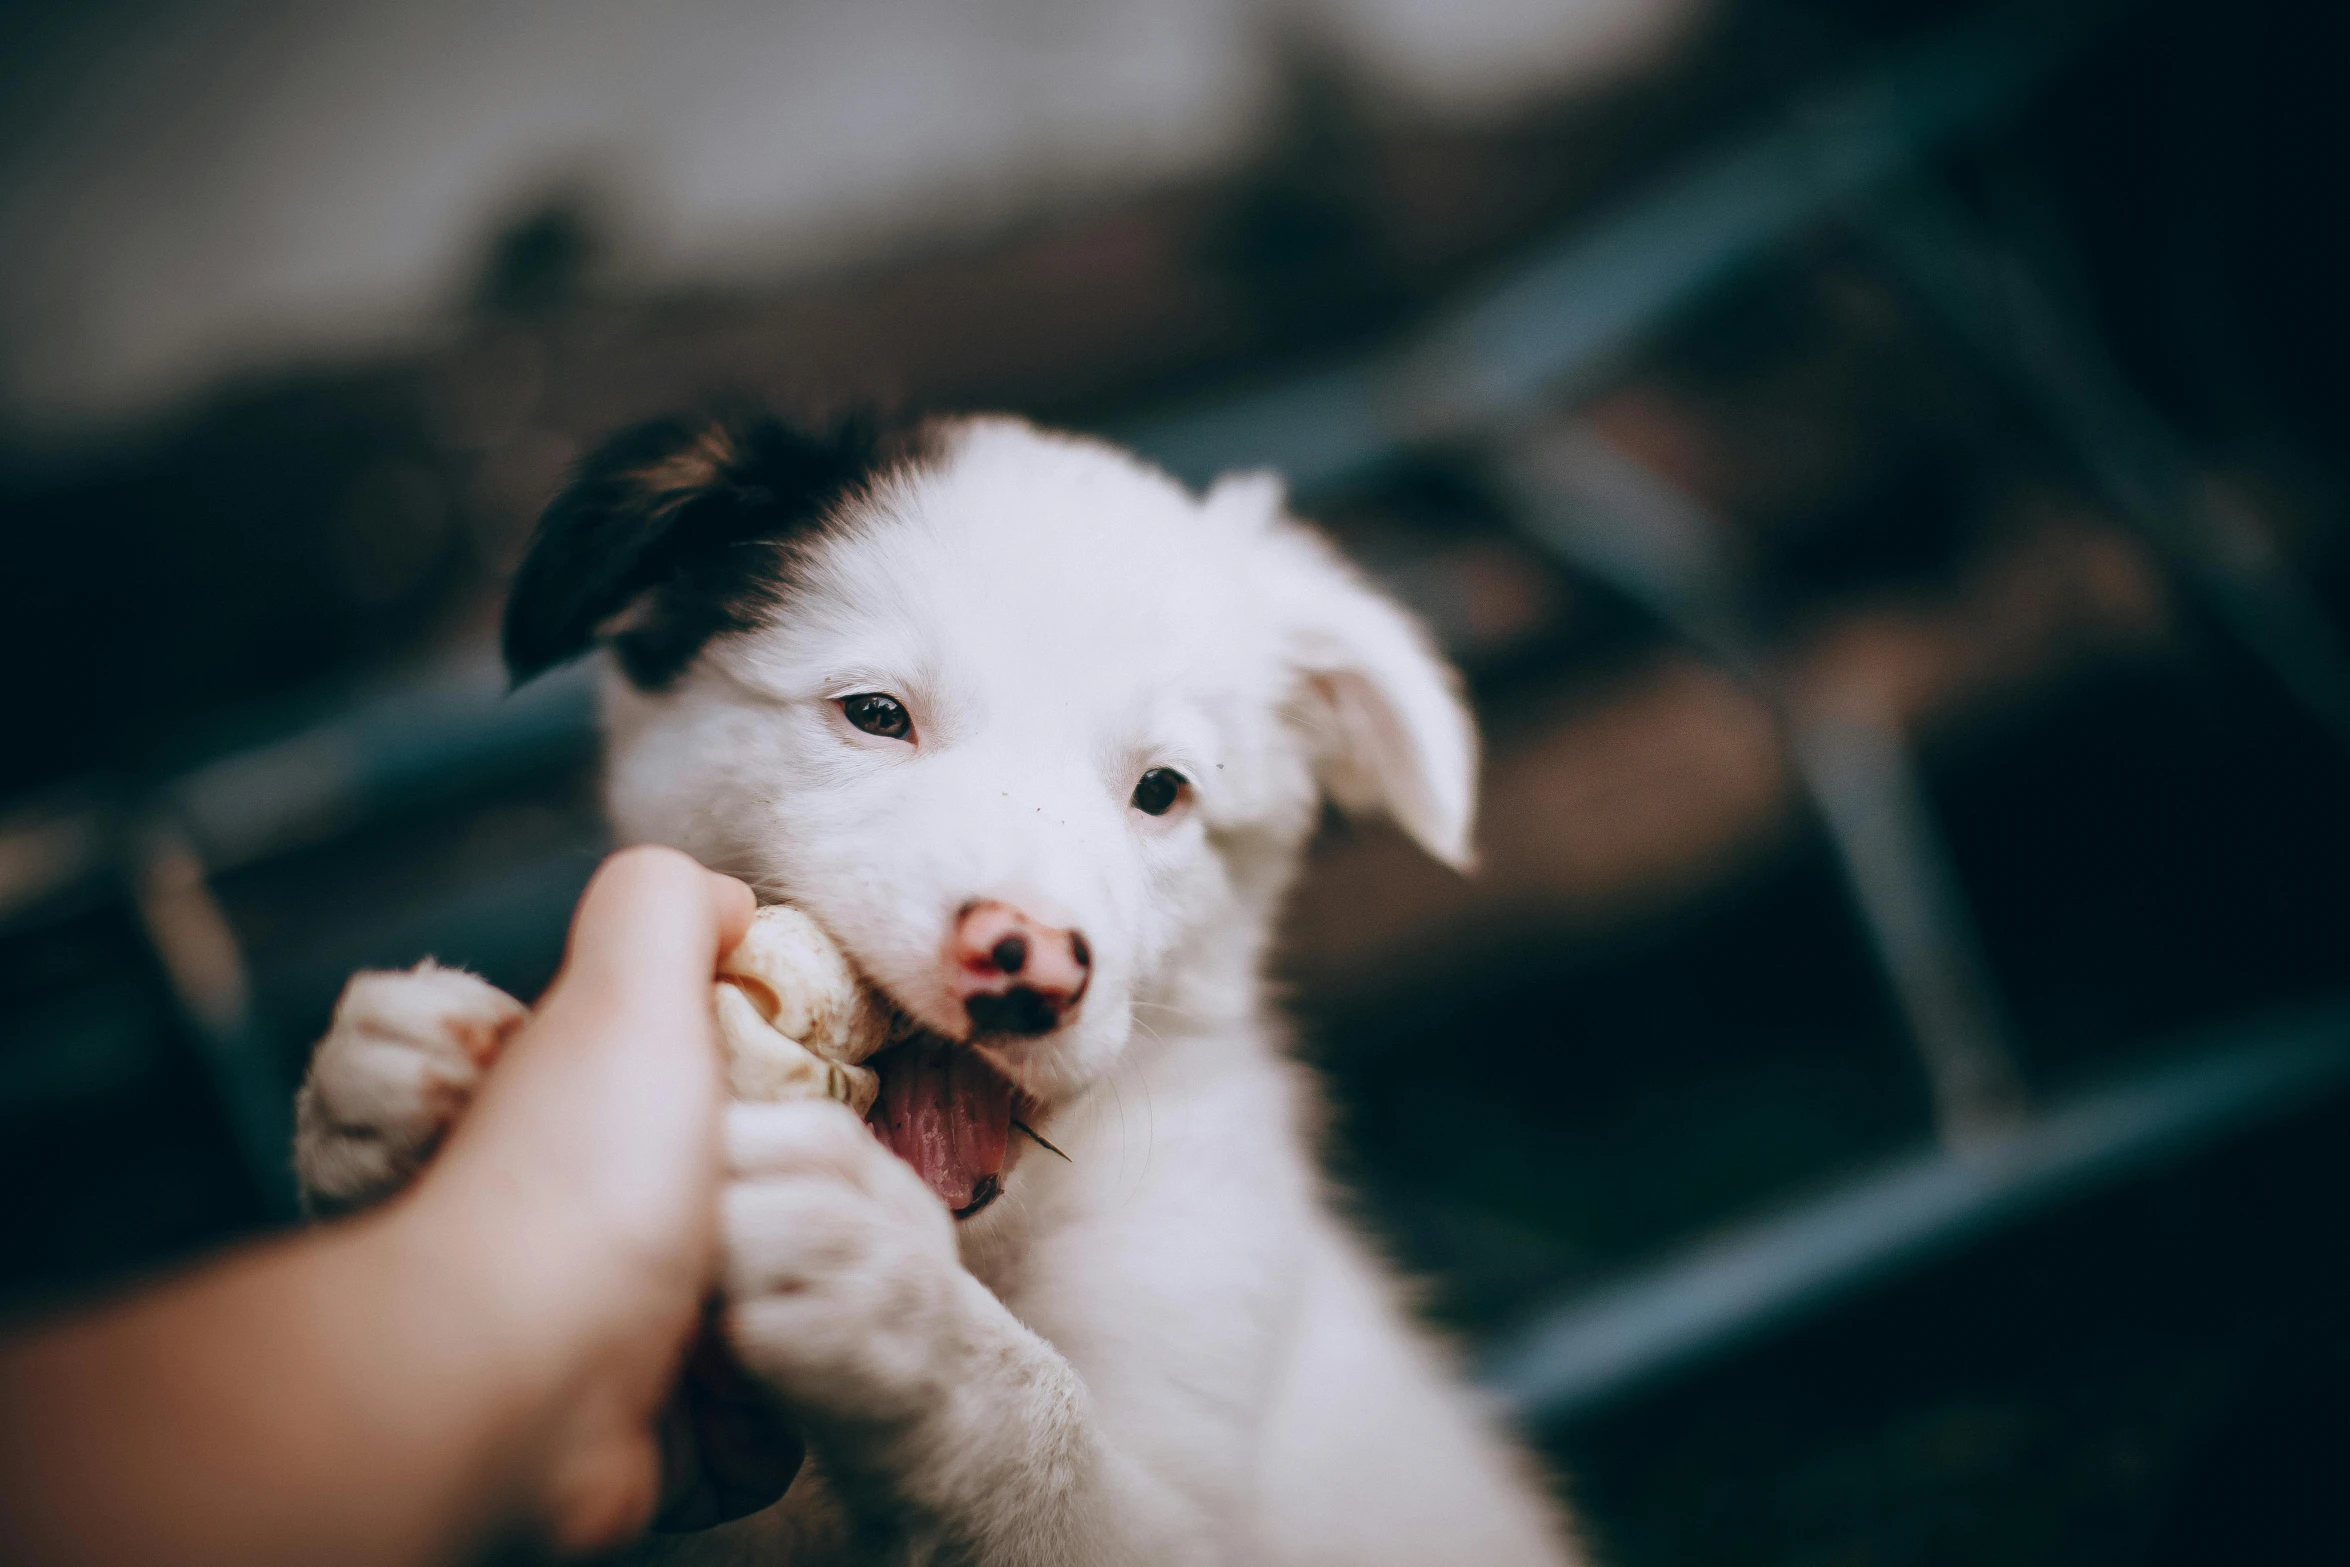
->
[714,905,887,1115]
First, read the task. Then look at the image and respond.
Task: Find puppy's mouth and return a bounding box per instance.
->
[863,1031,1034,1220]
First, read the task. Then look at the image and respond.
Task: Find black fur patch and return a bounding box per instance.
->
[501,409,935,688]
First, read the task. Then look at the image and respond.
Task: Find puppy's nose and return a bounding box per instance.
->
[950,901,1090,1037]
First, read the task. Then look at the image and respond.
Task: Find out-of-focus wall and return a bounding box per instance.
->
[0,0,1698,436]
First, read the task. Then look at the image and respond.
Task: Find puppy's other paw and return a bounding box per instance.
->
[719,1100,966,1427]
[293,961,526,1215]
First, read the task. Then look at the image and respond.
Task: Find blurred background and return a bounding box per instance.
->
[5,0,2350,1560]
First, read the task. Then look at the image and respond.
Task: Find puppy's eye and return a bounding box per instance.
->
[839,692,912,740]
[1131,766,1186,816]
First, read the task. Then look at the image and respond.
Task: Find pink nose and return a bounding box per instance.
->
[950,901,1091,1037]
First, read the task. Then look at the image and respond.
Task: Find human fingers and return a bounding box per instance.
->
[554,845,757,1023]
[441,847,753,1211]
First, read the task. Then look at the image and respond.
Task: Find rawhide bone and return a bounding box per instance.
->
[714,905,888,1114]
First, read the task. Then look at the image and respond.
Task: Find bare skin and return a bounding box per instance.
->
[0,847,789,1567]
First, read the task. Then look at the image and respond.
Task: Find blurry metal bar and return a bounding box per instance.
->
[1495,421,2027,1146]
[0,842,604,1124]
[1492,419,1750,662]
[1856,180,2350,756]
[0,653,597,934]
[1790,717,2026,1142]
[162,655,598,873]
[1483,999,2350,1428]
[0,2,2112,927]
[256,847,603,1029]
[0,801,112,926]
[1125,0,2115,493]
[127,823,298,1217]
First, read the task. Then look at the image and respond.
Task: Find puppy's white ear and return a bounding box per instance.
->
[1215,472,1480,871]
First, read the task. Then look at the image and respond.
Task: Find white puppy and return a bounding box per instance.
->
[294,412,1579,1566]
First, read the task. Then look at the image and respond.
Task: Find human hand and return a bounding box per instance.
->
[398,845,796,1551]
[0,846,806,1567]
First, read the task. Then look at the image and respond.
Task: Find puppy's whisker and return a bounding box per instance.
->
[1011,1120,1072,1162]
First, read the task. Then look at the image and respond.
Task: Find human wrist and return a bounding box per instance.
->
[392,1142,693,1551]
[363,1184,608,1543]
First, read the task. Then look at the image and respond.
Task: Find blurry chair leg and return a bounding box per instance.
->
[1492,417,2029,1148]
[129,823,298,1220]
[1856,178,2350,759]
[1785,714,2027,1144]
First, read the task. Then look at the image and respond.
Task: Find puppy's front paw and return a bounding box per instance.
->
[720,1100,966,1427]
[293,961,526,1215]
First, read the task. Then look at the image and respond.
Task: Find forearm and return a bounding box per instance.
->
[0,1196,564,1567]
[0,850,748,1567]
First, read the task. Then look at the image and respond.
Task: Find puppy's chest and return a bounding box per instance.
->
[952,1191,1128,1331]
[953,1199,1046,1302]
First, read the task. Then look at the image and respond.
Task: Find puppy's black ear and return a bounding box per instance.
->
[502,412,926,688]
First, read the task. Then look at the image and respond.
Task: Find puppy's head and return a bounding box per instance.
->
[506,412,1475,1112]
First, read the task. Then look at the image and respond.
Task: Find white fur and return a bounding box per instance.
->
[293,960,525,1213]
[296,417,1577,1566]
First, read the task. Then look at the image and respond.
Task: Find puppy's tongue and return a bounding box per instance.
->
[866,1037,1014,1217]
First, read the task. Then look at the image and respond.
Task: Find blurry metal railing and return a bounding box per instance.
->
[3,2,2344,1401]
[0,658,597,1208]
[0,6,2119,1182]
[1854,178,2350,756]
[1117,0,2114,491]
[1492,421,2032,1147]
[1482,1000,2350,1426]
[0,655,596,929]
[0,0,2116,940]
